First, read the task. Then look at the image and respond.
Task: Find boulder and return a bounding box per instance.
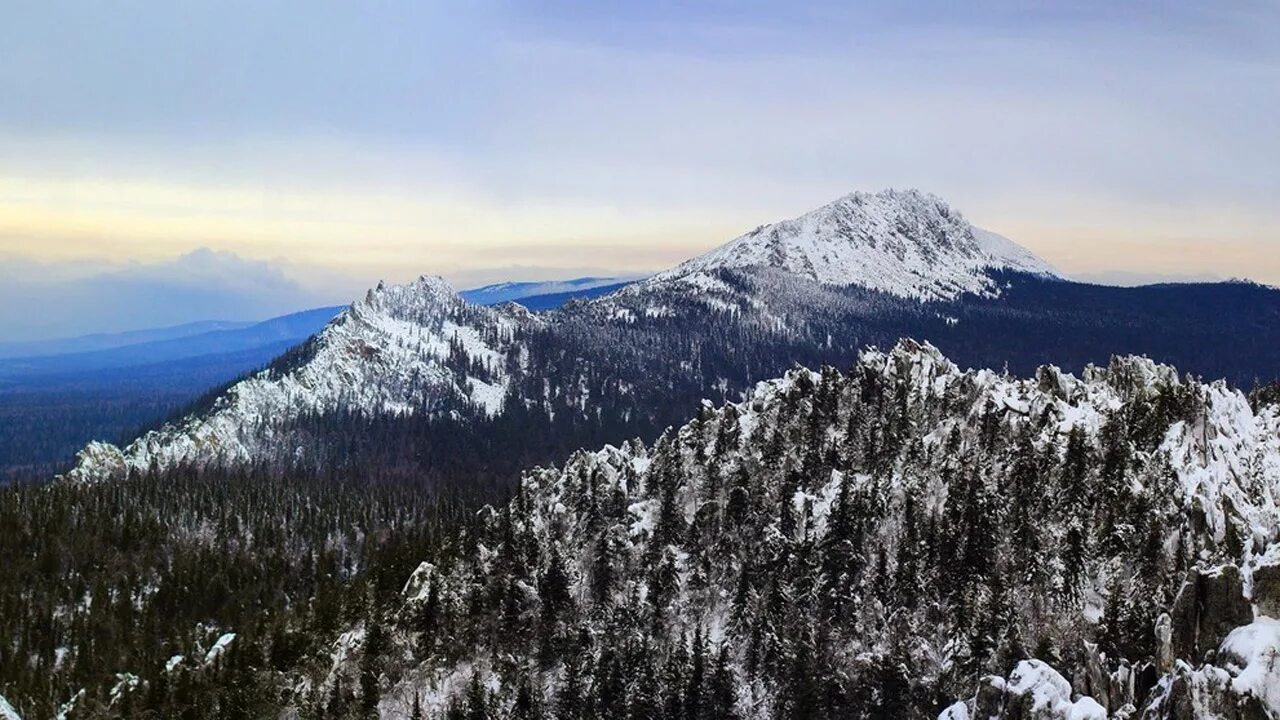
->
[973,675,1007,720]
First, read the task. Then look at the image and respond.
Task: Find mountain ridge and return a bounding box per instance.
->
[58,190,1280,485]
[352,339,1280,719]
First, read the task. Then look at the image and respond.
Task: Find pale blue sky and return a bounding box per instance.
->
[1,1,1277,338]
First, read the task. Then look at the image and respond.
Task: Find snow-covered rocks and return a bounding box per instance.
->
[1168,564,1254,661]
[947,661,1108,720]
[1006,660,1108,720]
[1143,619,1280,720]
[203,632,236,665]
[1249,546,1280,619]
[371,338,1280,718]
[1217,618,1280,715]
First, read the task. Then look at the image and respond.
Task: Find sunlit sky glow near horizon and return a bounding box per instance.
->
[1,1,1278,339]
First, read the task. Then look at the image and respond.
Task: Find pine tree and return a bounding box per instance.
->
[512,673,542,720]
[327,675,350,719]
[466,670,489,720]
[707,646,737,720]
[359,611,386,719]
[557,658,584,720]
[684,629,707,720]
[416,578,441,659]
[628,653,661,720]
[591,532,617,606]
[539,546,574,664]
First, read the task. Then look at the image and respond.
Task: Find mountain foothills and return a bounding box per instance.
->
[3,189,1280,719]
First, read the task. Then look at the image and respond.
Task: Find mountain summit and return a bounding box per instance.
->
[653,189,1060,300]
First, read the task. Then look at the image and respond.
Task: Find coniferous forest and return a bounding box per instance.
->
[4,202,1280,720]
[3,341,1279,719]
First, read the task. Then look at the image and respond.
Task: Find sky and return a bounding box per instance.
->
[1,1,1278,340]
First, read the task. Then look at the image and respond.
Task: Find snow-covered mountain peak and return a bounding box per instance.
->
[651,189,1060,300]
[354,275,463,321]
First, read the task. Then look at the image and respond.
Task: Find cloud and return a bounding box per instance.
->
[0,2,1277,288]
[0,249,338,342]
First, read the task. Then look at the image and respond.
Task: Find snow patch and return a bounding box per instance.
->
[204,632,236,664]
[1218,617,1280,714]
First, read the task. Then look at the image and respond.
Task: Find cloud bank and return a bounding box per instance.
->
[0,249,336,342]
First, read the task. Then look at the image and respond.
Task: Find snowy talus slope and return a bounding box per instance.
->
[65,276,539,482]
[356,341,1279,719]
[649,188,1060,300]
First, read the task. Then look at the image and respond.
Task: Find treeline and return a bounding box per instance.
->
[0,467,489,719]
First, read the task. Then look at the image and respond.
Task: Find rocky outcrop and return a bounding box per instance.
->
[945,661,1107,720]
[1070,641,1142,715]
[1168,564,1253,662]
[1251,550,1280,619]
[1141,618,1280,719]
[1141,661,1273,720]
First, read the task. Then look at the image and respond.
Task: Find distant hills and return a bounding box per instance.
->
[0,307,345,383]
[0,277,636,382]
[0,319,257,360]
[458,276,638,306]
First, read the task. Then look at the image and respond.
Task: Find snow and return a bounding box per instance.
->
[937,700,969,720]
[628,499,660,539]
[1160,382,1280,548]
[1007,660,1106,720]
[460,276,637,305]
[0,694,19,720]
[165,654,185,672]
[54,689,82,720]
[650,189,1060,301]
[1218,617,1280,714]
[204,632,236,664]
[403,561,436,601]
